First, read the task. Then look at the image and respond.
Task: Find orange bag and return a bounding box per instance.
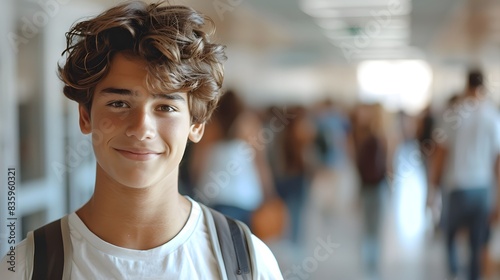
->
[251,197,289,242]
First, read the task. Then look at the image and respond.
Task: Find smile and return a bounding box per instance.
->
[114,148,162,161]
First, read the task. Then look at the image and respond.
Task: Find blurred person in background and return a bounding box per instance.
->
[194,90,274,227]
[430,69,500,280]
[425,95,460,233]
[312,98,353,218]
[271,106,317,247]
[417,105,438,230]
[416,105,435,173]
[351,103,389,279]
[313,98,352,170]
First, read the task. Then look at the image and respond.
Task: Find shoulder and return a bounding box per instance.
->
[479,100,500,134]
[249,235,284,279]
[197,201,283,279]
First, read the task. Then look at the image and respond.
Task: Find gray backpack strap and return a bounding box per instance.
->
[32,216,72,280]
[233,220,258,279]
[208,208,252,280]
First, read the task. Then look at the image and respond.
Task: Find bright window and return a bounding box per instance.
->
[357,60,432,113]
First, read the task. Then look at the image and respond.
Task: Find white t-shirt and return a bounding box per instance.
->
[0,198,283,279]
[197,140,263,211]
[439,97,500,190]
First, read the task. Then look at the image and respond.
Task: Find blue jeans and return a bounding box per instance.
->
[360,181,386,275]
[446,188,489,280]
[276,175,307,244]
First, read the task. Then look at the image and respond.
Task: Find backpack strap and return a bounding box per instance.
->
[31,216,72,280]
[200,203,254,280]
[209,208,251,279]
[233,219,258,278]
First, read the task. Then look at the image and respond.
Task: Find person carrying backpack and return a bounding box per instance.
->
[0,2,282,279]
[351,103,389,278]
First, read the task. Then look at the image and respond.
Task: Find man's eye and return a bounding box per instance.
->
[107,101,128,108]
[157,105,175,112]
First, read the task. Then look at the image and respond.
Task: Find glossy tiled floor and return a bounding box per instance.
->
[268,141,500,280]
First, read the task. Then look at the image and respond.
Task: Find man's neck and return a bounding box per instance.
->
[76,167,191,250]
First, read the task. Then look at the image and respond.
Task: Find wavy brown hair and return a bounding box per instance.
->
[58,1,226,123]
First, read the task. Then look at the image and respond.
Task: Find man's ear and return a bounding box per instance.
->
[188,122,205,143]
[79,104,92,134]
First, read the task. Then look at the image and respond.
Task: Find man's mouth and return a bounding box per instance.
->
[114,148,162,161]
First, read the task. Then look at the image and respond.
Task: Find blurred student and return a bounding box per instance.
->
[430,70,500,280]
[311,99,353,215]
[195,90,274,227]
[425,95,460,232]
[272,106,317,245]
[313,99,352,171]
[351,103,389,278]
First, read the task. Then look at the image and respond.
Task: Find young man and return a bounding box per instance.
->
[430,70,500,280]
[1,1,283,279]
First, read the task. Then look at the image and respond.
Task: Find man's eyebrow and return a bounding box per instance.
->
[99,87,185,102]
[99,87,132,95]
[152,93,186,102]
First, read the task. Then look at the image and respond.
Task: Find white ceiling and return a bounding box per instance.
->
[235,0,500,65]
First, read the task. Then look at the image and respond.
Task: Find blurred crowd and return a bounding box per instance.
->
[179,69,500,280]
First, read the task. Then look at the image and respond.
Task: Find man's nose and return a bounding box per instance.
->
[125,109,156,140]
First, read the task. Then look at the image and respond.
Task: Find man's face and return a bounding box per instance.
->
[78,52,204,189]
